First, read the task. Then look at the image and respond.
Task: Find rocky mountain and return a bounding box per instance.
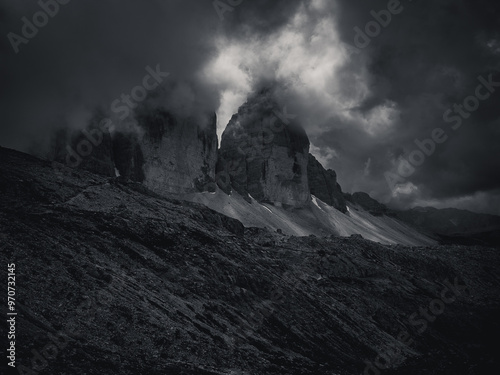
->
[217,89,311,207]
[1,145,500,375]
[308,154,347,213]
[49,89,356,216]
[344,192,389,217]
[51,104,218,195]
[135,108,218,195]
[187,91,436,245]
[47,89,500,247]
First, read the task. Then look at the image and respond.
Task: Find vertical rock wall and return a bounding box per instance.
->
[218,91,310,207]
[137,109,218,195]
[307,154,347,213]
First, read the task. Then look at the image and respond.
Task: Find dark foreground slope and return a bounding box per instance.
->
[1,146,499,375]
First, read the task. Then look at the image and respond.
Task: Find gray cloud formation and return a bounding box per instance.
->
[0,0,304,147]
[315,0,500,214]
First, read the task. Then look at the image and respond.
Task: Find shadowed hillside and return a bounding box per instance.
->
[1,146,499,375]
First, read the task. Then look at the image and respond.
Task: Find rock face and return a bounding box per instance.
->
[49,105,218,196]
[46,89,382,220]
[345,192,388,216]
[112,132,145,182]
[218,90,310,207]
[307,154,347,213]
[136,109,218,195]
[51,114,116,178]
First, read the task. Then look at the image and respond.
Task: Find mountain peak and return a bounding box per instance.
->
[218,91,310,207]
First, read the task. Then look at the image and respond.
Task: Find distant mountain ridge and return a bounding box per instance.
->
[397,206,500,234]
[343,193,500,247]
[394,206,500,247]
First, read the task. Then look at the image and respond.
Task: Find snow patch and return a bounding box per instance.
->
[311,195,323,211]
[261,205,273,214]
[248,194,273,213]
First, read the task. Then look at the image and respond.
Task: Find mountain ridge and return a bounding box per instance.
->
[44,89,500,246]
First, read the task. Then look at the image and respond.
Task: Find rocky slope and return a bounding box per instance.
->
[218,89,311,207]
[184,190,436,246]
[2,146,500,375]
[344,192,389,217]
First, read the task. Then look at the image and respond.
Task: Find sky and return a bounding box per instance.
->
[1,0,499,215]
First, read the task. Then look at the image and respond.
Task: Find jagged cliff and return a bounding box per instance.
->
[307,153,347,213]
[136,109,218,195]
[112,131,145,182]
[50,106,218,195]
[218,90,311,207]
[49,90,362,217]
[344,192,389,216]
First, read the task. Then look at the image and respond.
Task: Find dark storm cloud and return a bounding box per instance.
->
[313,0,500,214]
[0,0,223,152]
[0,0,307,153]
[222,0,304,35]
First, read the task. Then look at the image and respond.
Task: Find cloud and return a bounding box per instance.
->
[0,0,224,152]
[318,0,500,214]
